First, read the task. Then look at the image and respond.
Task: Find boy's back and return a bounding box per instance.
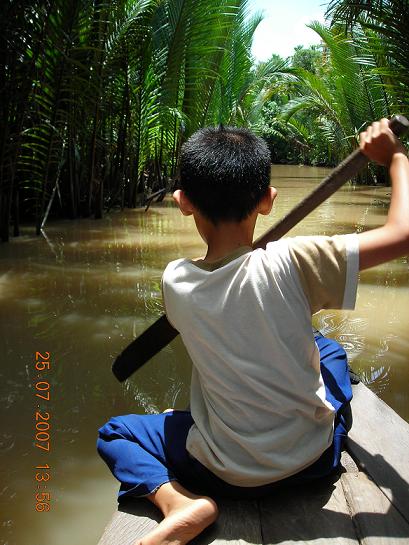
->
[162,233,358,485]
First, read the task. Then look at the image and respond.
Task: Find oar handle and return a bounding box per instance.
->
[112,115,408,382]
[254,115,409,249]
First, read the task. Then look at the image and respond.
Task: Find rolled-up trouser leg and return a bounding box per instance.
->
[97,413,181,499]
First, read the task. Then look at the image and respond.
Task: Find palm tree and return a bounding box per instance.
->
[204,7,289,128]
[258,22,390,177]
[0,1,55,240]
[2,0,271,241]
[326,0,409,115]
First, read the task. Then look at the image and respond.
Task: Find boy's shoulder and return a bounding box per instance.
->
[280,233,360,313]
[281,234,359,275]
[163,233,358,277]
[162,257,189,281]
[162,233,359,317]
[267,232,357,254]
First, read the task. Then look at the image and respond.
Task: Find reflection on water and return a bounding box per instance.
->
[0,164,408,545]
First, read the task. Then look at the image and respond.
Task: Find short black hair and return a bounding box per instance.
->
[180,125,271,224]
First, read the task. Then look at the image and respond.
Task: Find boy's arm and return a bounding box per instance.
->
[357,118,409,271]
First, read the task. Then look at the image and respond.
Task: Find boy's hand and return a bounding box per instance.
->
[359,118,407,167]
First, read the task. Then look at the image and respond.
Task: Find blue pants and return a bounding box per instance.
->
[97,334,352,500]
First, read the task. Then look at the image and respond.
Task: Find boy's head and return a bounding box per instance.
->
[179,125,271,224]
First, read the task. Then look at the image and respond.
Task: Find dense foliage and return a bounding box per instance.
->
[1,0,408,241]
[253,0,408,176]
[1,0,281,240]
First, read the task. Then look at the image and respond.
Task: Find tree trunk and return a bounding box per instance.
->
[87,0,109,218]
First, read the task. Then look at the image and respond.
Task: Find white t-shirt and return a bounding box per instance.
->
[161,234,359,486]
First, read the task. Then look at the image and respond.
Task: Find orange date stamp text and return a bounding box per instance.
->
[34,351,52,512]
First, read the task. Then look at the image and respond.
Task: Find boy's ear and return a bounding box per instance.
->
[173,189,194,216]
[258,186,277,215]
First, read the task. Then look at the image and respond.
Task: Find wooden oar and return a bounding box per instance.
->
[112,115,409,382]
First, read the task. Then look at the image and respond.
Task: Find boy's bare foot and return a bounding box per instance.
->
[135,482,218,545]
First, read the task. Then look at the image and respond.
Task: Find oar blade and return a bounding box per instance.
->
[112,315,178,382]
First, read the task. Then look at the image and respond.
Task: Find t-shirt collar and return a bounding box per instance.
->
[188,245,252,272]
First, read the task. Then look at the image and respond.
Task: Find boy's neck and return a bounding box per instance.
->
[196,215,257,262]
[173,187,276,262]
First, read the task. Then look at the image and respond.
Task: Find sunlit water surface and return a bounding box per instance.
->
[1,165,408,545]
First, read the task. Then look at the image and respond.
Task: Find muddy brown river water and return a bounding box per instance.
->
[1,164,408,545]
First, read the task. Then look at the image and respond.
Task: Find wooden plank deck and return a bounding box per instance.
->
[97,384,409,545]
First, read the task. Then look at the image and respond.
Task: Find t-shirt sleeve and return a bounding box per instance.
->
[286,233,359,314]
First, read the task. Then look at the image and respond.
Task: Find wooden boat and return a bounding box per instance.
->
[97,383,409,544]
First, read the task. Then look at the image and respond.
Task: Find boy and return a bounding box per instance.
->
[97,119,409,545]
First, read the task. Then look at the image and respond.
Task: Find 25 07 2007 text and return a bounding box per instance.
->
[34,351,52,512]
